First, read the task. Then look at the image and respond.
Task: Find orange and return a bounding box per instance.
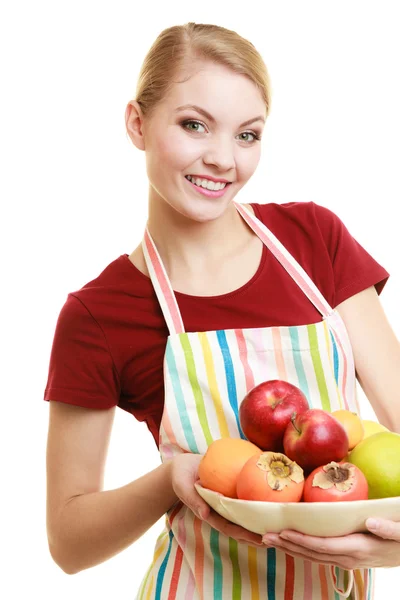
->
[198,437,261,498]
[331,409,364,450]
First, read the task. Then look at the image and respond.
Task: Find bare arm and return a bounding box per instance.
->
[336,285,400,433]
[46,401,178,575]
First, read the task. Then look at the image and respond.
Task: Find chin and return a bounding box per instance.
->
[178,200,233,223]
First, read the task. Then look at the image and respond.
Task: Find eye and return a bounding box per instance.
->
[181,119,207,133]
[238,131,262,143]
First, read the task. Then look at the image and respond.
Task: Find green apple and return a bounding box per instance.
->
[349,431,400,499]
[361,419,389,439]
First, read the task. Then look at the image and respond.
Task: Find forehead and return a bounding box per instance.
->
[159,61,266,123]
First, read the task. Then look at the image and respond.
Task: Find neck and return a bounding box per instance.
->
[146,195,254,277]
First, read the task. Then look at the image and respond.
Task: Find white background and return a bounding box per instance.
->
[2,0,400,598]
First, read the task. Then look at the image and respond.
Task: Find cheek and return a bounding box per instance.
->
[234,148,261,182]
[156,134,198,171]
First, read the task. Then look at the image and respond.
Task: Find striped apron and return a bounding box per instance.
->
[136,201,374,600]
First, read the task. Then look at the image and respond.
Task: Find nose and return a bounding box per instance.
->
[202,134,236,174]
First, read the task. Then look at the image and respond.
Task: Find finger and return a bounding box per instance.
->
[194,503,210,520]
[177,487,211,520]
[366,518,400,541]
[177,496,210,521]
[274,530,367,555]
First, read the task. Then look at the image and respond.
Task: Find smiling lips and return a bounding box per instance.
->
[184,174,232,198]
[185,174,229,191]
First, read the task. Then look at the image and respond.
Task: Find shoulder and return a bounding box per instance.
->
[52,254,155,341]
[250,200,338,226]
[71,254,135,295]
[250,201,350,250]
[67,254,152,308]
[249,201,341,248]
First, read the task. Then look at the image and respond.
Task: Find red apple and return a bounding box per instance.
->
[283,408,349,473]
[239,380,309,451]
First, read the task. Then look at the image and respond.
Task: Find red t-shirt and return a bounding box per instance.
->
[43,202,389,447]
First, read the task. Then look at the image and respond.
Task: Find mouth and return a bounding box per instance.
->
[184,175,232,198]
[185,174,232,188]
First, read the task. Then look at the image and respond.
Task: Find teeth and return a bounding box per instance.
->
[185,175,227,191]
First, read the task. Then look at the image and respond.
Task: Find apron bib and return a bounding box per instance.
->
[136,201,374,600]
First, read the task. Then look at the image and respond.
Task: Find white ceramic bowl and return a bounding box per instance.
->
[195,483,400,537]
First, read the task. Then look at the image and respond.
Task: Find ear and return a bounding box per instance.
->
[125,100,146,151]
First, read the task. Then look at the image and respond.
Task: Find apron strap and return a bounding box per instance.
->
[233,202,334,319]
[142,228,185,335]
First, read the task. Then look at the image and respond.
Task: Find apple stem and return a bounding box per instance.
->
[291,412,301,434]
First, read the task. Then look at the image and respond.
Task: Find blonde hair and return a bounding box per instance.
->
[134,22,272,122]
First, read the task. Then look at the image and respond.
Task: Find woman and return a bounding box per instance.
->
[44,22,400,599]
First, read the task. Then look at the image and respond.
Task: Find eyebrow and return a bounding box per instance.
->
[175,104,266,128]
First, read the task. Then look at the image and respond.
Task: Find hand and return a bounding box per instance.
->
[261,518,400,569]
[170,452,263,548]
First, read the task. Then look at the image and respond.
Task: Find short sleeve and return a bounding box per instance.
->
[312,202,390,307]
[43,294,120,409]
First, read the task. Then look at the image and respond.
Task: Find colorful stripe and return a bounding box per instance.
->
[289,327,311,406]
[283,554,294,599]
[154,530,174,600]
[317,564,329,599]
[168,544,183,599]
[247,547,260,600]
[193,517,205,599]
[272,328,288,380]
[145,576,155,600]
[267,548,277,598]
[368,568,374,600]
[165,343,198,453]
[308,324,331,412]
[229,539,242,599]
[139,531,169,600]
[354,568,365,598]
[167,516,187,599]
[216,330,245,438]
[210,528,223,598]
[328,327,342,408]
[235,329,255,391]
[184,571,195,600]
[180,333,213,447]
[328,324,350,410]
[199,332,231,438]
[138,559,155,600]
[302,561,312,599]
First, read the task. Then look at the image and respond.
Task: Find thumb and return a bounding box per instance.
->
[366,518,400,541]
